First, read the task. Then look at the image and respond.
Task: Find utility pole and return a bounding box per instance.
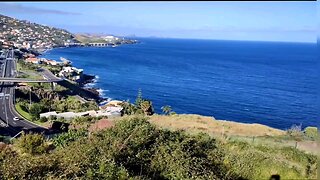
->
[29,87,32,106]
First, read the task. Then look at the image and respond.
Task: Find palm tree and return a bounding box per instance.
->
[161,105,172,115]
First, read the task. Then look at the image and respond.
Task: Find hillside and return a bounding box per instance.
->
[74,33,138,45]
[148,114,319,155]
[0,115,317,179]
[0,14,137,53]
[149,114,285,137]
[0,14,77,51]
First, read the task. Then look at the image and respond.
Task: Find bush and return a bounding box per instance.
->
[0,116,317,179]
[287,124,304,141]
[13,133,49,155]
[304,127,318,140]
[52,128,88,148]
[39,116,48,123]
[223,140,317,179]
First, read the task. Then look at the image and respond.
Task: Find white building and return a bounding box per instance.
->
[39,107,122,120]
[40,111,58,118]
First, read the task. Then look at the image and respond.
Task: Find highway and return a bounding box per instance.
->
[0,77,62,83]
[0,65,62,83]
[0,49,47,137]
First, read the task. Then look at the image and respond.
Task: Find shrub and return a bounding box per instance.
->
[39,116,48,123]
[0,116,317,179]
[287,124,304,141]
[304,127,318,140]
[52,128,88,148]
[13,133,49,155]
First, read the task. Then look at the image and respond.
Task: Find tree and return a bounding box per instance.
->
[53,99,67,112]
[82,101,99,111]
[40,98,52,111]
[140,100,154,116]
[135,89,143,109]
[161,105,172,115]
[28,103,44,120]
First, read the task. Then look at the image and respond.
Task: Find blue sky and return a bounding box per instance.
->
[0,2,316,42]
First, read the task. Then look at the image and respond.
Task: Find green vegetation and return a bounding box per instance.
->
[121,89,155,116]
[0,115,316,179]
[222,140,317,179]
[28,103,44,120]
[52,96,99,113]
[286,124,318,142]
[304,126,318,140]
[13,133,50,155]
[16,60,43,80]
[52,128,88,148]
[15,103,32,121]
[15,95,98,125]
[161,105,176,115]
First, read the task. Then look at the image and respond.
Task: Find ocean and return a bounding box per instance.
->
[40,38,318,130]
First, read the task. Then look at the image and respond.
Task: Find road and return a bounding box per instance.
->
[0,63,62,83]
[0,77,62,83]
[0,49,47,137]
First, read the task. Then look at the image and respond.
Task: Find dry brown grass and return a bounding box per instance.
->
[88,119,114,133]
[149,114,285,137]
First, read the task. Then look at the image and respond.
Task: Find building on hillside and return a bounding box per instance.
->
[56,112,78,120]
[39,107,123,121]
[39,111,58,118]
[25,57,40,64]
[58,66,84,81]
[42,58,58,66]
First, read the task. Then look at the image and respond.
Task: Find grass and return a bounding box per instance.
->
[14,103,48,127]
[148,114,318,155]
[149,114,285,137]
[221,140,317,179]
[304,126,318,140]
[16,61,43,80]
[15,103,32,121]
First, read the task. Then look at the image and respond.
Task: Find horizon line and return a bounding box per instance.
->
[119,35,317,44]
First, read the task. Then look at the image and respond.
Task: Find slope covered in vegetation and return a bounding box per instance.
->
[0,116,317,179]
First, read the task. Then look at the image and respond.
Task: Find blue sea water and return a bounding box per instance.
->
[40,38,318,130]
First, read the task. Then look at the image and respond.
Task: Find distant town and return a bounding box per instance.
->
[0,14,138,54]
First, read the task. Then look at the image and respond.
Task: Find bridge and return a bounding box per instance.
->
[88,43,112,47]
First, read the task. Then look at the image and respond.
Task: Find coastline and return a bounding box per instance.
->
[35,42,316,132]
[37,46,116,102]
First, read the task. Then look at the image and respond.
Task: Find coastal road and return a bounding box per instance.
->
[0,49,47,137]
[38,67,63,82]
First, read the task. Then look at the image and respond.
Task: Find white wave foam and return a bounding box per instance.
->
[84,82,96,88]
[96,88,110,98]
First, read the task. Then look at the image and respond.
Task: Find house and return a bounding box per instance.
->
[25,57,40,64]
[56,112,78,120]
[40,111,58,118]
[58,66,84,81]
[39,107,123,121]
[42,59,58,66]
